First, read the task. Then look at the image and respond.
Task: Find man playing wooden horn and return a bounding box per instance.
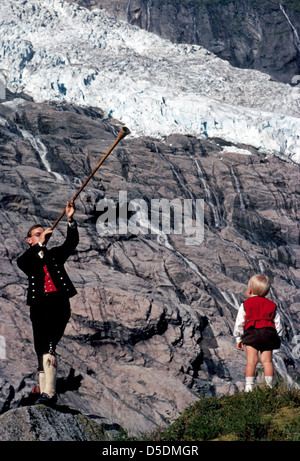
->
[17,201,79,405]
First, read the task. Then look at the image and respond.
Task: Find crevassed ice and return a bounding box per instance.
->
[0,0,299,163]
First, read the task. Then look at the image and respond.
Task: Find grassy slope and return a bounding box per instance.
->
[141,386,300,441]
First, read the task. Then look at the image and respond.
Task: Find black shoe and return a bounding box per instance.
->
[36,392,57,406]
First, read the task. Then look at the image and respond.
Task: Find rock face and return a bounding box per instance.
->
[0,94,299,436]
[0,405,110,441]
[69,0,300,83]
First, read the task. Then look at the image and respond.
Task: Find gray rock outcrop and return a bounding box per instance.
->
[0,93,299,437]
[0,404,110,441]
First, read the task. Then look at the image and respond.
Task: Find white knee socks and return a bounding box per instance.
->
[245,377,255,392]
[43,353,57,398]
[39,371,46,394]
[245,375,273,392]
[265,376,273,388]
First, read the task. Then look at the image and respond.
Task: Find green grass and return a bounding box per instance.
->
[137,386,300,441]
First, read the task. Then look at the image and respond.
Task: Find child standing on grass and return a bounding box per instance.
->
[234,274,283,392]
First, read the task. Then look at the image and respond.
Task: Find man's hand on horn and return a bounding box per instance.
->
[66,200,75,222]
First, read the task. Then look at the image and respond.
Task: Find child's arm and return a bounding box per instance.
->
[233,303,245,350]
[274,309,283,337]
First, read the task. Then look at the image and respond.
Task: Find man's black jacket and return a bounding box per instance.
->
[17,222,79,306]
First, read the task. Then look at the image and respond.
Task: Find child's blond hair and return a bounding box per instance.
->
[248,274,270,297]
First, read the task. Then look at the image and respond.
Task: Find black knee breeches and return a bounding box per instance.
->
[30,296,71,362]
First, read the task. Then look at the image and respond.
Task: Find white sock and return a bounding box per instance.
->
[43,353,57,397]
[245,377,255,392]
[39,371,46,394]
[265,376,273,388]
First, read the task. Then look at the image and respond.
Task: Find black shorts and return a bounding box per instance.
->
[30,295,71,358]
[242,327,281,352]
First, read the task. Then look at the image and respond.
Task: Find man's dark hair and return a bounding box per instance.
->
[27,224,44,239]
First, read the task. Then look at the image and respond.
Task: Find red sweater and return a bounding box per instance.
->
[244,296,277,330]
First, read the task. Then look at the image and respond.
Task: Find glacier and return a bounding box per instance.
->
[0,0,300,163]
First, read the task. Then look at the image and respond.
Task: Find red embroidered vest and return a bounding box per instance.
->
[43,265,57,293]
[244,296,276,330]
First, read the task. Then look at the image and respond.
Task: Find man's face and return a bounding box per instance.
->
[27,227,44,246]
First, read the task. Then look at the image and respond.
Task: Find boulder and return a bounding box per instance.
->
[0,404,110,441]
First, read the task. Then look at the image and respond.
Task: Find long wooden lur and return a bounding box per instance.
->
[51,126,130,230]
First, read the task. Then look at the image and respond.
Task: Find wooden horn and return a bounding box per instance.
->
[51,126,130,230]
